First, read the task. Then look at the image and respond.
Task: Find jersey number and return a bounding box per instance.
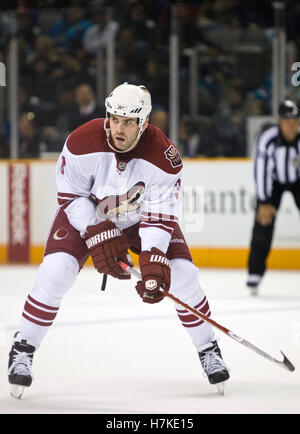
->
[60,156,66,175]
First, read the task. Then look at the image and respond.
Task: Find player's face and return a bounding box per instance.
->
[279,118,299,142]
[109,114,140,151]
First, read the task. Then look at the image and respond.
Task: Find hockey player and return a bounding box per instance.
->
[8,83,229,398]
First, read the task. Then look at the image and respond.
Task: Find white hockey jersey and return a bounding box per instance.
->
[56,119,183,252]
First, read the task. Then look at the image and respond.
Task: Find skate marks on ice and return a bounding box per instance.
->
[0,266,299,414]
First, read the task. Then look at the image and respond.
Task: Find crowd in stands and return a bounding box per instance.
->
[0,0,299,158]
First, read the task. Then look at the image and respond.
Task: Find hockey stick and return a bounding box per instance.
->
[118,260,295,373]
[101,274,107,291]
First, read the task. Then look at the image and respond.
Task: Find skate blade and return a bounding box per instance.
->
[216,382,226,396]
[247,285,259,296]
[10,385,25,399]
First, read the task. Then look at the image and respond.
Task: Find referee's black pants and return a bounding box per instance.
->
[248,182,300,276]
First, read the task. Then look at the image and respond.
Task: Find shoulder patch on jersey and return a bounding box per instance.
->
[136,124,182,174]
[164,144,182,168]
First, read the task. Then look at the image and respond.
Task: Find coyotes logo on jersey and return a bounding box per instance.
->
[93,182,145,219]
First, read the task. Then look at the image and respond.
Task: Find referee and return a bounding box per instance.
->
[247,99,300,295]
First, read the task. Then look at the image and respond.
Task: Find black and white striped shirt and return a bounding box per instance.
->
[254,125,300,203]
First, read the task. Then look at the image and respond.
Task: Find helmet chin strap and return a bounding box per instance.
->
[104,117,146,153]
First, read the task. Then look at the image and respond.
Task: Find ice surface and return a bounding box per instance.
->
[0,265,299,414]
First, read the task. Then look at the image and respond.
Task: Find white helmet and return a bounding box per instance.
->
[105,83,152,149]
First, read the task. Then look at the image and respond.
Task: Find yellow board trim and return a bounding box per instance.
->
[0,246,299,270]
[28,246,140,268]
[189,247,300,269]
[0,245,7,263]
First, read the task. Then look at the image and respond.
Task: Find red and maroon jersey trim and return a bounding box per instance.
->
[141,211,178,222]
[57,192,80,205]
[139,218,178,236]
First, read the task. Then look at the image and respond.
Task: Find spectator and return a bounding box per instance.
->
[50,52,94,91]
[145,54,169,110]
[48,6,92,49]
[27,57,55,103]
[0,12,17,50]
[19,112,47,158]
[19,80,57,129]
[212,108,246,156]
[55,84,76,133]
[63,83,105,132]
[157,1,202,47]
[15,7,38,50]
[27,35,59,69]
[117,27,149,78]
[244,93,269,116]
[150,108,169,135]
[125,1,156,47]
[175,2,203,47]
[19,80,35,113]
[178,116,212,157]
[211,84,247,156]
[198,43,239,107]
[83,7,119,55]
[114,55,142,86]
[42,84,77,152]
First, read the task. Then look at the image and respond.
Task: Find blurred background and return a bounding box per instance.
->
[0,0,299,159]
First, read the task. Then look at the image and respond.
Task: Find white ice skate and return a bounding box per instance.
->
[246,274,262,296]
[8,333,35,399]
[198,340,230,395]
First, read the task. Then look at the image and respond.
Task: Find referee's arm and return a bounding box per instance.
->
[254,127,277,225]
[254,127,277,204]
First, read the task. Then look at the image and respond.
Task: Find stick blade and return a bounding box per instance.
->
[280,351,295,372]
